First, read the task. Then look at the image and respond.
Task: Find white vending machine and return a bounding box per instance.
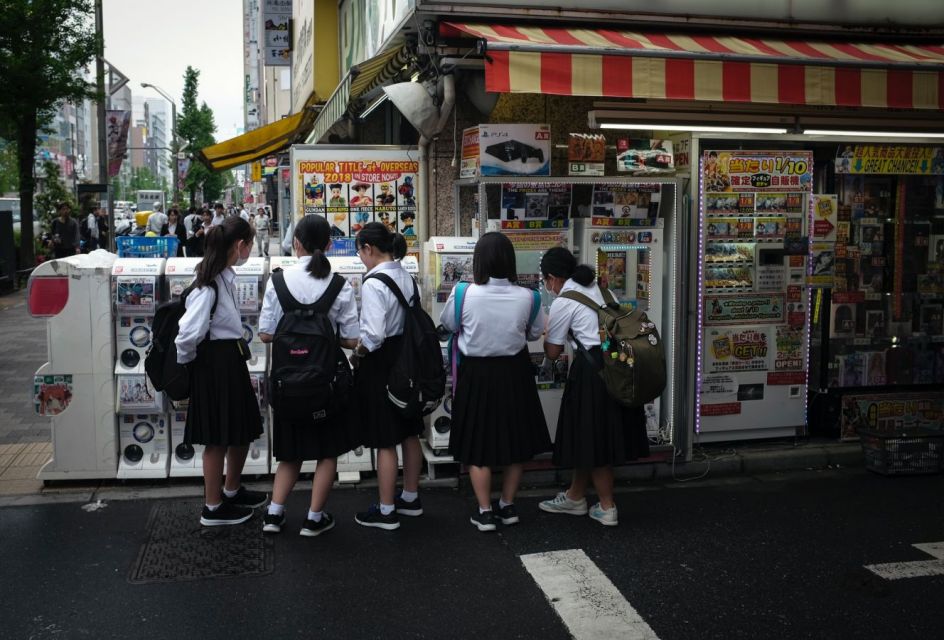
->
[29,252,119,480]
[572,179,682,443]
[163,257,202,477]
[233,257,270,475]
[112,257,169,478]
[423,237,477,455]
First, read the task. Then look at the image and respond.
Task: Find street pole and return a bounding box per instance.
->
[140,83,179,206]
[95,0,113,251]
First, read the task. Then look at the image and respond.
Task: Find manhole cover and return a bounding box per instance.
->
[129,501,273,584]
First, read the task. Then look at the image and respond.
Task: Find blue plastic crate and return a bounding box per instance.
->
[117,236,179,258]
[326,237,358,257]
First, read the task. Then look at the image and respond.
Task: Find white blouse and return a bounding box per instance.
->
[258,257,359,339]
[175,268,245,364]
[359,260,418,352]
[545,279,609,349]
[440,278,545,357]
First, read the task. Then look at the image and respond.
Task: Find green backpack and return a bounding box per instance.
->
[560,287,666,408]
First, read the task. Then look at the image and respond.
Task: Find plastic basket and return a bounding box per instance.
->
[117,236,179,258]
[326,237,357,256]
[858,428,944,476]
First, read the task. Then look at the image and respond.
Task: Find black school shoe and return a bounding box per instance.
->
[223,486,268,509]
[395,490,424,516]
[200,503,253,527]
[262,512,286,534]
[300,512,336,537]
[492,501,520,526]
[354,504,400,530]
[470,510,498,532]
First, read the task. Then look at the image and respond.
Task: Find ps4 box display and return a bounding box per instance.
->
[460,124,551,178]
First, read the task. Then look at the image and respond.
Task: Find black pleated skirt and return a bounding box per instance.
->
[185,339,263,447]
[272,408,355,462]
[449,350,551,467]
[553,346,650,468]
[352,336,424,448]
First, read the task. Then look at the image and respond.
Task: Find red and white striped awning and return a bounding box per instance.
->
[443,23,944,110]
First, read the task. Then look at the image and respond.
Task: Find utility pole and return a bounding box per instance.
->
[95,0,113,251]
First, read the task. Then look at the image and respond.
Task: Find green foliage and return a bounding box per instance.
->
[34,160,77,231]
[0,0,99,265]
[128,167,162,192]
[177,66,222,205]
[0,140,17,193]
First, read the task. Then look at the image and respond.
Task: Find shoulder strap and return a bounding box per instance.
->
[560,290,604,311]
[181,280,219,317]
[527,288,541,330]
[311,273,346,314]
[271,270,303,312]
[598,285,620,309]
[453,282,470,331]
[365,272,412,310]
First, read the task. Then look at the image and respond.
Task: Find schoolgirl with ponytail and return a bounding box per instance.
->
[258,214,359,537]
[175,216,267,526]
[537,246,649,527]
[349,222,425,531]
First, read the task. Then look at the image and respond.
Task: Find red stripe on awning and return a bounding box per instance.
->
[782,40,835,61]
[492,25,532,42]
[541,27,583,46]
[835,68,862,106]
[596,29,647,49]
[723,61,752,102]
[886,70,913,108]
[831,42,889,63]
[778,65,806,104]
[692,36,735,54]
[487,50,512,93]
[601,55,634,97]
[665,59,695,99]
[645,34,687,52]
[541,52,572,94]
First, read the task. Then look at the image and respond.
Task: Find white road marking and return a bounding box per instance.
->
[865,541,944,580]
[519,548,660,640]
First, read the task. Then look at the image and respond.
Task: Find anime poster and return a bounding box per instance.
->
[590,184,661,220]
[754,216,786,240]
[704,266,753,289]
[706,217,754,240]
[705,242,755,264]
[773,326,804,372]
[568,133,606,176]
[292,149,419,242]
[118,375,160,411]
[436,254,474,302]
[33,375,73,416]
[501,184,572,226]
[115,277,156,313]
[598,250,627,297]
[830,302,856,337]
[865,351,887,386]
[704,326,772,373]
[840,391,944,440]
[809,242,835,287]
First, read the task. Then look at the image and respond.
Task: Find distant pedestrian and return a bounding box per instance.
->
[146,202,167,235]
[175,216,266,526]
[159,207,187,257]
[537,247,649,527]
[253,206,270,256]
[48,202,80,258]
[84,207,100,251]
[189,209,212,257]
[211,203,225,227]
[259,215,359,536]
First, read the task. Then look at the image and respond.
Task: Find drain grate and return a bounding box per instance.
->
[129,501,273,584]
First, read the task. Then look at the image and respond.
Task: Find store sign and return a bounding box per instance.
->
[840,391,944,440]
[703,151,813,192]
[339,0,415,76]
[704,326,772,373]
[263,0,291,65]
[835,145,944,175]
[704,293,785,326]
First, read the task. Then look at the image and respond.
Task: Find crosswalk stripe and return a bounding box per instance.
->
[519,548,660,640]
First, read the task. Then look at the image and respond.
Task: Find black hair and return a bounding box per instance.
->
[472,232,517,285]
[294,214,332,279]
[329,183,343,190]
[355,221,406,260]
[400,211,415,222]
[540,246,595,287]
[213,202,224,211]
[194,216,254,287]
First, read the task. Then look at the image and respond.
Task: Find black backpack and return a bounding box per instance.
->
[145,281,218,401]
[268,270,352,423]
[365,272,445,419]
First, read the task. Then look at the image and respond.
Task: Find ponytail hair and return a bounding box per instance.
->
[356,221,407,260]
[294,214,332,279]
[540,246,596,286]
[194,217,254,287]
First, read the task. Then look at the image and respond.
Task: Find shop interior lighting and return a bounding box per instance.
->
[598,123,789,134]
[802,129,944,139]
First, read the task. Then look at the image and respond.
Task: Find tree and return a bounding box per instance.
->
[0,0,99,267]
[0,139,18,194]
[34,160,77,231]
[177,66,224,205]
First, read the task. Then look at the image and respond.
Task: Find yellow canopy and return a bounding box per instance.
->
[198,112,308,172]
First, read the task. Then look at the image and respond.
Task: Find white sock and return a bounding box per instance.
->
[399,489,418,503]
[379,503,395,516]
[267,502,284,516]
[223,487,239,498]
[206,502,221,511]
[499,498,512,509]
[479,506,492,514]
[308,510,323,522]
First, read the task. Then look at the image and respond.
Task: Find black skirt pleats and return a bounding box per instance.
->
[185,339,263,447]
[272,408,355,462]
[553,346,650,468]
[449,350,551,467]
[352,335,424,448]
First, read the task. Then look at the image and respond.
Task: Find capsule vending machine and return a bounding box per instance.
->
[112,257,168,478]
[422,237,477,455]
[163,257,202,476]
[573,178,683,445]
[232,257,270,474]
